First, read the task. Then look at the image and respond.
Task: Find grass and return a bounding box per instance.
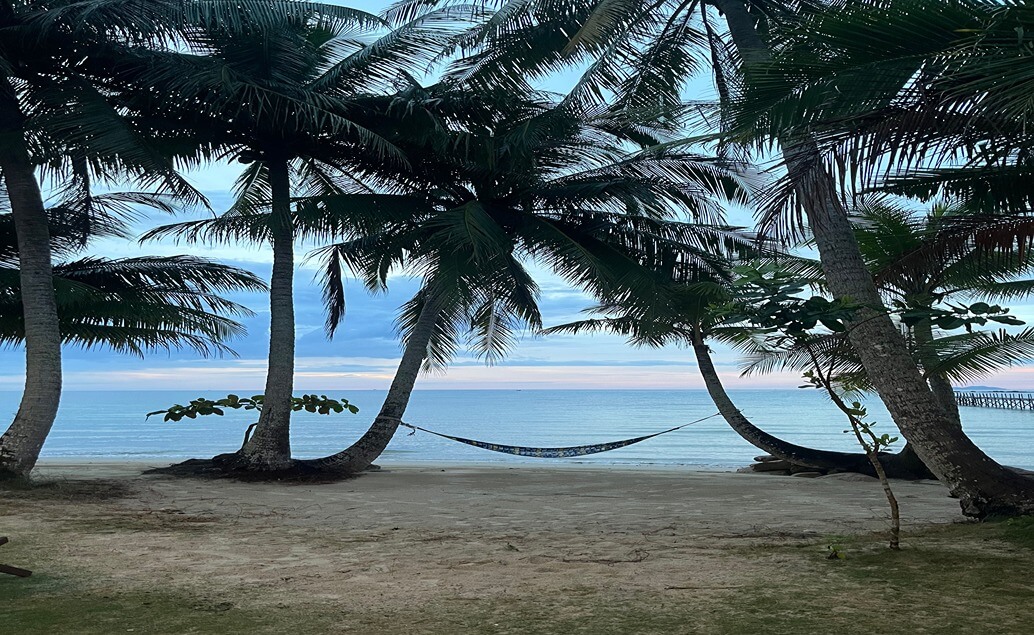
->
[0,477,134,502]
[997,514,1034,549]
[2,520,1032,634]
[0,574,336,634]
[714,519,1034,634]
[3,477,1033,634]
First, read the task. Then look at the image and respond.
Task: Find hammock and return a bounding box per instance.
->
[399,412,722,458]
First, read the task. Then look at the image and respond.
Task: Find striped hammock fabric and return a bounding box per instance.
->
[399,413,721,458]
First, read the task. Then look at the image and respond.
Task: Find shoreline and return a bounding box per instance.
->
[26,459,961,532]
[16,390,1034,472]
[34,457,741,474]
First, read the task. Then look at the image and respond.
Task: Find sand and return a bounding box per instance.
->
[1,460,966,616]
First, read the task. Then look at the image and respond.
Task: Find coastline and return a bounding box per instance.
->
[17,389,1034,472]
[33,457,741,475]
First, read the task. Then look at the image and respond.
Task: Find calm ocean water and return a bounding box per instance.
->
[2,389,1031,469]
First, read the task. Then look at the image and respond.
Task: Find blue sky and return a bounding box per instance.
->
[4,208,783,391]
[1,0,1031,392]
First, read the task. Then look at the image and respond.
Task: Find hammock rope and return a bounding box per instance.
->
[398,412,723,458]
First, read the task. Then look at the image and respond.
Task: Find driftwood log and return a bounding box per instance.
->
[0,536,32,577]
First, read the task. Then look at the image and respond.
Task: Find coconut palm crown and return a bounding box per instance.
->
[127,4,477,471]
[289,82,754,473]
[742,200,1034,420]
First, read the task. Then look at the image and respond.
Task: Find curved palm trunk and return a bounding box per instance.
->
[305,302,441,474]
[0,84,62,479]
[717,0,1034,516]
[238,158,295,471]
[693,337,928,478]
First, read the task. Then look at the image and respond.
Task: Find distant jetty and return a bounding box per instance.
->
[955,391,1034,410]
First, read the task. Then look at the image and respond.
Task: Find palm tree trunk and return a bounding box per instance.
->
[0,83,62,479]
[715,0,1034,516]
[897,317,961,481]
[692,336,928,478]
[305,301,441,474]
[912,319,962,428]
[238,158,295,471]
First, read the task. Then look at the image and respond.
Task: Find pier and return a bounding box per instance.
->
[954,392,1034,410]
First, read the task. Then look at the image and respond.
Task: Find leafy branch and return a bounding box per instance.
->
[147,394,361,452]
[727,264,903,549]
[800,364,901,550]
[721,264,1025,337]
[147,394,360,422]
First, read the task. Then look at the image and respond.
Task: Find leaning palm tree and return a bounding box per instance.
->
[0,0,219,478]
[298,84,752,473]
[543,262,936,478]
[748,200,1034,422]
[132,5,474,473]
[725,0,1034,515]
[404,0,1034,515]
[0,194,264,472]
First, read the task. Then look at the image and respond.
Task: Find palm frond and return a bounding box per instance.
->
[0,254,264,357]
[930,328,1034,385]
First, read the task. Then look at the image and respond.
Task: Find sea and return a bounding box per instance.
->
[2,389,1031,470]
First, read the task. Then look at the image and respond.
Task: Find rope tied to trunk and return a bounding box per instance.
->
[396,412,723,458]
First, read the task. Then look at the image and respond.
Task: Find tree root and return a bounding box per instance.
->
[143,452,364,483]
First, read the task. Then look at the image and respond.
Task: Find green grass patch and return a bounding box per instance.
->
[715,522,1034,635]
[995,515,1034,549]
[0,478,134,502]
[0,573,346,635]
[4,509,1034,634]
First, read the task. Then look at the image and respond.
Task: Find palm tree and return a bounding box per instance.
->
[299,84,752,473]
[0,193,265,473]
[404,0,1034,515]
[724,198,1034,480]
[725,0,1034,514]
[0,203,265,353]
[0,0,219,478]
[131,5,474,472]
[543,262,937,478]
[748,200,1034,421]
[857,201,1034,421]
[663,0,1034,516]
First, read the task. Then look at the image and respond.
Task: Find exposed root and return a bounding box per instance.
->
[143,453,364,484]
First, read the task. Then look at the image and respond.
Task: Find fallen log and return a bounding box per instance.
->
[0,536,32,577]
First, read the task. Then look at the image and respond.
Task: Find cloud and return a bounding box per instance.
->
[5,241,1034,390]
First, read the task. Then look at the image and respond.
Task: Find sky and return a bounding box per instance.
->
[1,0,1031,393]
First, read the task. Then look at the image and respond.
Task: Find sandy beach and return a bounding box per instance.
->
[3,462,974,629]
[25,461,964,540]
